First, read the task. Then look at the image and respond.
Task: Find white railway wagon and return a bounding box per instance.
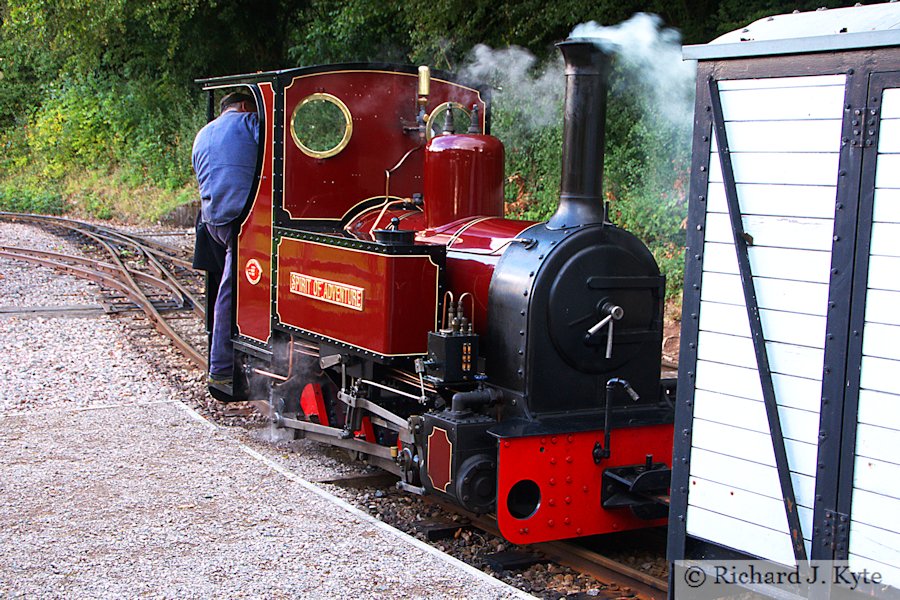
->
[668,3,900,596]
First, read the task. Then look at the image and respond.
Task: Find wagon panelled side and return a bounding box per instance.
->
[669,4,900,595]
[686,70,846,565]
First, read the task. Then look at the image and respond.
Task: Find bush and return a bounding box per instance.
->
[0,183,68,215]
[17,74,201,191]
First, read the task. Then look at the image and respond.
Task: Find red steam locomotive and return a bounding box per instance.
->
[197,40,674,544]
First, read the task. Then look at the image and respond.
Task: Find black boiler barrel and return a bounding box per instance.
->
[549,40,614,229]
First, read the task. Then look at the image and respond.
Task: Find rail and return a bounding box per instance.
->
[0,214,207,369]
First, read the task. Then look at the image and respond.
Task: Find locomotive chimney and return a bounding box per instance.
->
[549,40,614,229]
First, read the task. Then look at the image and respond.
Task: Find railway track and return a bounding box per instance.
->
[316,471,668,599]
[428,497,668,600]
[0,212,207,369]
[1,213,670,599]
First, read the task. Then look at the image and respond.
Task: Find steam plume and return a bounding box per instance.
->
[459,45,564,129]
[458,13,696,131]
[571,13,696,126]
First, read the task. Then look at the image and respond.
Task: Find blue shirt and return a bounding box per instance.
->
[192,111,260,226]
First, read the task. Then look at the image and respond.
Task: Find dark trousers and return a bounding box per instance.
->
[205,223,234,377]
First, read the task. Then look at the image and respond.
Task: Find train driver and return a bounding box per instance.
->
[192,92,259,387]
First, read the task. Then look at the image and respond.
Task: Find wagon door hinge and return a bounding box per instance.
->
[847,106,880,149]
[821,509,850,560]
[864,105,881,148]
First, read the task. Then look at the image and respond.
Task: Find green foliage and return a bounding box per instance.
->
[289,1,410,66]
[496,99,564,221]
[0,0,870,298]
[0,182,67,214]
[15,74,200,188]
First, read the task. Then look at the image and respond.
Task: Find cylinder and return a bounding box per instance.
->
[548,40,614,229]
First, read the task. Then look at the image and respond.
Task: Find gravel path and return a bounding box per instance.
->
[0,402,526,599]
[0,222,179,414]
[0,222,96,308]
[0,220,529,599]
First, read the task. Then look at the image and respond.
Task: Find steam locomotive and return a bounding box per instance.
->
[197,39,675,544]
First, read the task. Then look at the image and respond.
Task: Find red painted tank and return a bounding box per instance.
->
[424,133,505,229]
[345,208,537,335]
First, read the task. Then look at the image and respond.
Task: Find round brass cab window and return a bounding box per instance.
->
[290,93,352,159]
[425,101,471,140]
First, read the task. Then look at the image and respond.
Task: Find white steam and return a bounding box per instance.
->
[459,44,564,129]
[570,13,696,126]
[457,13,696,132]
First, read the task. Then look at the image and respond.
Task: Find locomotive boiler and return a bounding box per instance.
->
[197,39,675,544]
